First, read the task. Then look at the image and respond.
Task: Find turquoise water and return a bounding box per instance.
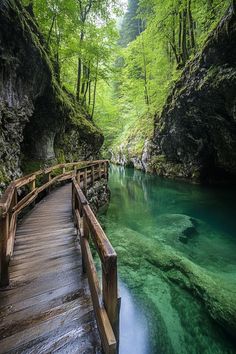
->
[98,165,236,354]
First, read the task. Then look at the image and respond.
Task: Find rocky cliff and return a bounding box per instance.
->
[0,0,103,190]
[149,5,236,183]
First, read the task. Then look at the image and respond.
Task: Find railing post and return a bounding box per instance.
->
[76,171,80,186]
[45,172,51,194]
[105,161,109,179]
[29,176,36,192]
[82,216,90,273]
[84,168,87,195]
[13,188,18,205]
[29,176,36,207]
[91,165,95,185]
[0,212,9,286]
[62,166,66,174]
[102,257,119,347]
[98,163,102,180]
[72,181,75,221]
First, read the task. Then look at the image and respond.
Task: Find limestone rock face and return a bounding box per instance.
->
[0,0,103,190]
[149,6,236,183]
[110,139,154,171]
[87,178,111,214]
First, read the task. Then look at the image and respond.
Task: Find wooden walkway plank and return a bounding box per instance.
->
[0,184,101,354]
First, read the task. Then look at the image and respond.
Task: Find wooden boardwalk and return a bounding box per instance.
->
[0,184,101,353]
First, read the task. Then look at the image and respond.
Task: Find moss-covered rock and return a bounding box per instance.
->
[0,0,103,191]
[100,219,236,340]
[86,178,110,214]
[149,5,236,183]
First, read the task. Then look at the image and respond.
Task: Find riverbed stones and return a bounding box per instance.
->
[155,214,197,244]
[99,217,236,341]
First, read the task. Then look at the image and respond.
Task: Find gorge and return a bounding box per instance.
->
[0,0,236,353]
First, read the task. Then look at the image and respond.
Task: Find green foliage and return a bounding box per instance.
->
[23,0,231,160]
[21,159,45,174]
[119,0,140,47]
[94,0,230,159]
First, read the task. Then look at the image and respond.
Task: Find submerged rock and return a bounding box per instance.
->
[155,214,197,244]
[100,218,236,341]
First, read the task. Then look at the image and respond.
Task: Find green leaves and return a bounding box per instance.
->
[24,0,231,157]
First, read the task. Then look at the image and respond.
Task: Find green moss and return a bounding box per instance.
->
[71,111,102,139]
[101,219,236,339]
[111,111,154,161]
[21,159,45,175]
[55,149,66,163]
[0,167,10,184]
[149,155,201,182]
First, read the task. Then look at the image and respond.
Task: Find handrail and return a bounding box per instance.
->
[0,160,109,284]
[0,159,119,353]
[0,160,108,215]
[72,170,120,354]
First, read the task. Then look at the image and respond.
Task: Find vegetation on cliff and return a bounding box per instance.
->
[94,0,232,170]
[1,0,235,187]
[0,0,109,187]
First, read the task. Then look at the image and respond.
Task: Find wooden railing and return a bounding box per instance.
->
[0,159,119,353]
[72,168,120,354]
[0,160,120,352]
[0,159,108,286]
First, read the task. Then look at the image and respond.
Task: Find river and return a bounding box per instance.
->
[98,165,236,354]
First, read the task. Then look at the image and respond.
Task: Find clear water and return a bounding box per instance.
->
[98,165,236,354]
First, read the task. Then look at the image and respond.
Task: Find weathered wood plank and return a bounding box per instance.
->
[0,184,101,353]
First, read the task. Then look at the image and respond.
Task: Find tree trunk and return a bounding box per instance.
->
[188,0,195,51]
[76,57,82,101]
[91,59,98,119]
[88,80,91,106]
[54,17,61,83]
[81,63,86,95]
[178,11,183,62]
[169,41,180,64]
[47,14,56,46]
[82,66,90,105]
[181,9,188,65]
[138,20,149,106]
[76,30,84,101]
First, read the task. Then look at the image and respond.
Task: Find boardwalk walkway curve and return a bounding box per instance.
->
[0,161,119,354]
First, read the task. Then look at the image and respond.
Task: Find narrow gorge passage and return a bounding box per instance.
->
[99,165,236,354]
[1,1,236,353]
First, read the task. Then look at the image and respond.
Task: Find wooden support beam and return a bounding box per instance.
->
[81,237,117,354]
[84,168,88,195]
[45,172,51,194]
[29,176,36,191]
[0,213,9,286]
[98,163,102,180]
[91,165,95,184]
[102,257,119,344]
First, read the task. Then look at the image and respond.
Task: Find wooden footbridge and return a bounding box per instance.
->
[0,161,119,353]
